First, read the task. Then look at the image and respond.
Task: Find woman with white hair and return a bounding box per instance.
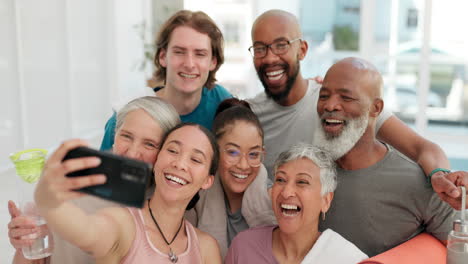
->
[8,96,181,264]
[225,143,368,264]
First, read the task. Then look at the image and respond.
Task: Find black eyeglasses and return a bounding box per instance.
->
[248,38,301,58]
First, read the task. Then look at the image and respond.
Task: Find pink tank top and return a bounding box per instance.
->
[120,208,203,264]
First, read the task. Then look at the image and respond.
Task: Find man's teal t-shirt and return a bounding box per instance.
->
[100,84,232,150]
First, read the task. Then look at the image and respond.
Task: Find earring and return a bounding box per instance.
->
[321,211,326,221]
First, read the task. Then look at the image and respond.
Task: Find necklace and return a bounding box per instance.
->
[148,199,184,263]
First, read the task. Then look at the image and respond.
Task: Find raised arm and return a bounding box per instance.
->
[34,139,124,259]
[377,115,467,209]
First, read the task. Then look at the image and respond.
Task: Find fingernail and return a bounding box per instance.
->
[92,157,101,165]
[98,175,107,183]
[451,189,460,197]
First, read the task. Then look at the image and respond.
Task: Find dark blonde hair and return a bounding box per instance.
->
[154,10,224,89]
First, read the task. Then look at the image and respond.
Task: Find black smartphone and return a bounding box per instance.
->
[63,146,152,208]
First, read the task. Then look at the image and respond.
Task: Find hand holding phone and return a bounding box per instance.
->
[63,147,152,208]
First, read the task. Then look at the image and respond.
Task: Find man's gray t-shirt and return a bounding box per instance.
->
[319,144,454,256]
[248,80,392,181]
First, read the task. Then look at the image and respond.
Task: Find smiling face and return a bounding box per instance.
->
[159,26,217,95]
[271,158,332,234]
[154,125,214,203]
[251,12,306,102]
[218,121,263,195]
[317,64,371,138]
[113,109,164,164]
[314,60,378,159]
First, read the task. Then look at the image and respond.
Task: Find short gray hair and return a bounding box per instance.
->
[273,143,337,195]
[116,96,181,135]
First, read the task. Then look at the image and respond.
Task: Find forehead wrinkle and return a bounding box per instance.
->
[297,172,313,179]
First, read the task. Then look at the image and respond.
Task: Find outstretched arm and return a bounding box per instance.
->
[34,139,123,258]
[377,115,467,209]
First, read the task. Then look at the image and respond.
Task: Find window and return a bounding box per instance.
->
[407,8,418,28]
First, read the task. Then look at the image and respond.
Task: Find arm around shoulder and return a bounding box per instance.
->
[376,116,468,209]
[377,115,449,175]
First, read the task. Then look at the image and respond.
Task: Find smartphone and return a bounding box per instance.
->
[63,146,152,208]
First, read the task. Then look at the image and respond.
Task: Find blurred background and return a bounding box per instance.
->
[1,0,467,261]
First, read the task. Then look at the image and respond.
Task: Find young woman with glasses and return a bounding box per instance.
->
[186,98,276,258]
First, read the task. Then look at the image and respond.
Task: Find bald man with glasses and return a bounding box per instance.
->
[245,9,467,210]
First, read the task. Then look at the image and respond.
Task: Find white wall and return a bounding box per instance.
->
[0,0,150,261]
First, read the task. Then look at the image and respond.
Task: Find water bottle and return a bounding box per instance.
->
[447,186,468,264]
[10,149,54,260]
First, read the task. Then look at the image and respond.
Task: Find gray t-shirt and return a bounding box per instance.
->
[319,144,454,257]
[248,80,392,181]
[225,200,249,247]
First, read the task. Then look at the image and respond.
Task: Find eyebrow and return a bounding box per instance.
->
[297,173,313,179]
[167,140,208,159]
[275,171,313,179]
[320,86,354,95]
[337,88,354,94]
[253,37,288,46]
[172,45,209,53]
[120,129,159,143]
[225,142,262,150]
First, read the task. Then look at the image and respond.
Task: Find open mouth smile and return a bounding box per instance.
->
[266,69,285,81]
[231,172,248,180]
[164,174,188,186]
[179,73,198,79]
[280,203,302,217]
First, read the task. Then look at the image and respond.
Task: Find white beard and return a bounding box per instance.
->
[314,113,369,160]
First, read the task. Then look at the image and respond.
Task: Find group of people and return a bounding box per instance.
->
[7,8,468,264]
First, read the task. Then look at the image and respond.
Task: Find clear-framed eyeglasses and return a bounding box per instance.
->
[248,38,301,59]
[223,148,264,167]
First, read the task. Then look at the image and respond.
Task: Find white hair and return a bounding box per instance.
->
[314,113,368,161]
[273,143,337,195]
[116,96,181,135]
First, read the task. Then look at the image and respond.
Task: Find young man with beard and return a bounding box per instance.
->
[247,9,467,208]
[315,57,454,256]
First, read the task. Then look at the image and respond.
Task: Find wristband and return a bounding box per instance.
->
[427,168,451,186]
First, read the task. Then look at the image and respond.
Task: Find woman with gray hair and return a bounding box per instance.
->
[8,96,180,264]
[226,143,368,264]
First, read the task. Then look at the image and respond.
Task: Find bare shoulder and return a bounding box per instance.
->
[195,228,222,264]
